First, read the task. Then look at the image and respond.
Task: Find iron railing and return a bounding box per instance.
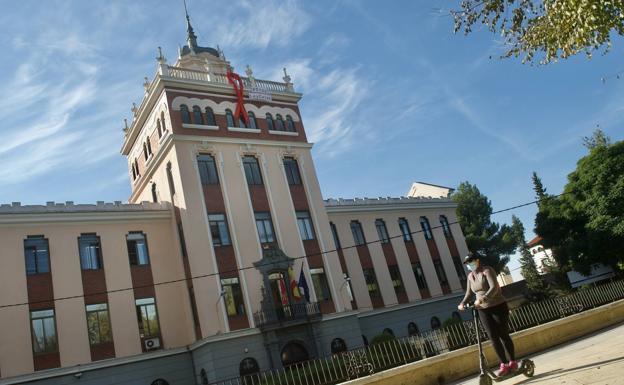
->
[253,302,322,329]
[210,279,624,385]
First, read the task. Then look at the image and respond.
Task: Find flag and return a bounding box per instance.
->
[288,267,301,300]
[298,267,310,302]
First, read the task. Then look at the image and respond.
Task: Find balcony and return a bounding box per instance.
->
[166,66,294,94]
[253,302,321,329]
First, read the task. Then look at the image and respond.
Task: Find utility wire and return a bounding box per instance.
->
[0,192,566,310]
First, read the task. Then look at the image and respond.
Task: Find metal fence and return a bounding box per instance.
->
[211,279,624,385]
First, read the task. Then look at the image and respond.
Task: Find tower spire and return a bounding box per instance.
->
[183,0,198,52]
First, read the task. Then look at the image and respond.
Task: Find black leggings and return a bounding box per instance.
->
[478,302,516,363]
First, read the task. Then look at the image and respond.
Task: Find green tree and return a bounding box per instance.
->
[452,182,522,273]
[452,0,624,65]
[535,130,624,274]
[513,216,552,300]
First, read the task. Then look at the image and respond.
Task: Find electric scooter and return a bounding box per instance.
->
[465,303,535,384]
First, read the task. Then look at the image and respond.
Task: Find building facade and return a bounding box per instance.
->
[0,19,469,385]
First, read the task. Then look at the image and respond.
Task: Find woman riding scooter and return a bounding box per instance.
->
[458,253,517,376]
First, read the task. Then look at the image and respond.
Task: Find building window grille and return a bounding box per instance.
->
[242,156,263,185]
[296,211,315,241]
[221,277,246,316]
[420,216,433,240]
[135,297,160,338]
[30,309,57,354]
[78,233,102,270]
[388,265,405,294]
[412,262,428,290]
[265,113,274,131]
[127,232,150,266]
[192,105,203,125]
[197,154,219,185]
[208,214,231,246]
[86,303,112,345]
[350,221,366,246]
[283,157,302,185]
[275,114,285,131]
[310,268,332,301]
[433,260,449,287]
[24,236,50,275]
[225,109,235,127]
[286,115,295,132]
[363,268,381,298]
[255,212,276,244]
[248,112,257,129]
[205,107,216,126]
[375,219,390,244]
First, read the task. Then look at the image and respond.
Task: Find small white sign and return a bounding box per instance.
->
[248,87,272,102]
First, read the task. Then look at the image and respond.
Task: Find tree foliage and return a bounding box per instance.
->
[535,130,624,274]
[452,182,522,273]
[452,0,624,64]
[513,216,552,299]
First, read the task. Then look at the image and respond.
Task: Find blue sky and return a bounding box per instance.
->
[1,1,623,279]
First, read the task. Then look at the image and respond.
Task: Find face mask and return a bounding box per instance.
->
[467,261,478,271]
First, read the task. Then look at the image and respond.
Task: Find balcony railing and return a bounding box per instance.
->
[253,302,321,329]
[166,66,293,94]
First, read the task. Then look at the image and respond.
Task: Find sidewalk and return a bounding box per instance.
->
[451,321,624,385]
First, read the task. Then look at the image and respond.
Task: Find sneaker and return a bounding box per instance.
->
[508,360,519,371]
[496,362,510,377]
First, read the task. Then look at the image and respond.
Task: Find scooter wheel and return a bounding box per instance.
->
[479,374,493,385]
[523,360,535,377]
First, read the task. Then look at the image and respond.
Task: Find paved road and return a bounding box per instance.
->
[451,322,624,385]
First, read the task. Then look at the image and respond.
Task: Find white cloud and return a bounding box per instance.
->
[209,0,311,49]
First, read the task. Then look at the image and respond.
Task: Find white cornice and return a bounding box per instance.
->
[325,201,458,214]
[0,210,171,226]
[172,134,314,149]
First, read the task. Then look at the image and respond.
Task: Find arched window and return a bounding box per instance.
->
[440,215,452,238]
[200,369,208,385]
[430,316,441,330]
[248,112,257,129]
[160,111,167,132]
[265,113,274,131]
[180,105,191,124]
[134,159,139,178]
[143,143,149,160]
[275,114,285,131]
[205,107,216,126]
[156,119,162,138]
[286,115,295,132]
[225,109,235,127]
[192,106,203,125]
[383,328,394,336]
[239,357,260,377]
[281,341,309,367]
[407,322,419,336]
[146,139,152,157]
[238,114,247,128]
[330,338,347,354]
[151,380,169,385]
[151,183,157,203]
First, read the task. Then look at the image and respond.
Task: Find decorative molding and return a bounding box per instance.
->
[173,134,313,149]
[268,130,298,136]
[227,127,261,134]
[171,96,301,121]
[183,123,219,131]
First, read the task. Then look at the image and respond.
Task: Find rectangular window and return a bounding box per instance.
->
[221,277,246,316]
[420,217,433,240]
[135,297,160,338]
[24,236,50,275]
[242,156,263,185]
[388,265,405,294]
[78,233,102,270]
[363,268,380,298]
[255,212,276,244]
[434,260,449,287]
[310,268,332,301]
[86,303,112,345]
[208,214,231,246]
[398,218,412,242]
[375,219,390,244]
[412,262,428,290]
[350,221,366,246]
[127,232,150,266]
[330,222,341,249]
[296,211,315,241]
[197,154,219,185]
[30,309,57,354]
[283,157,302,185]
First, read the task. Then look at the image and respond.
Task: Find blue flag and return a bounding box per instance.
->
[298,267,310,302]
